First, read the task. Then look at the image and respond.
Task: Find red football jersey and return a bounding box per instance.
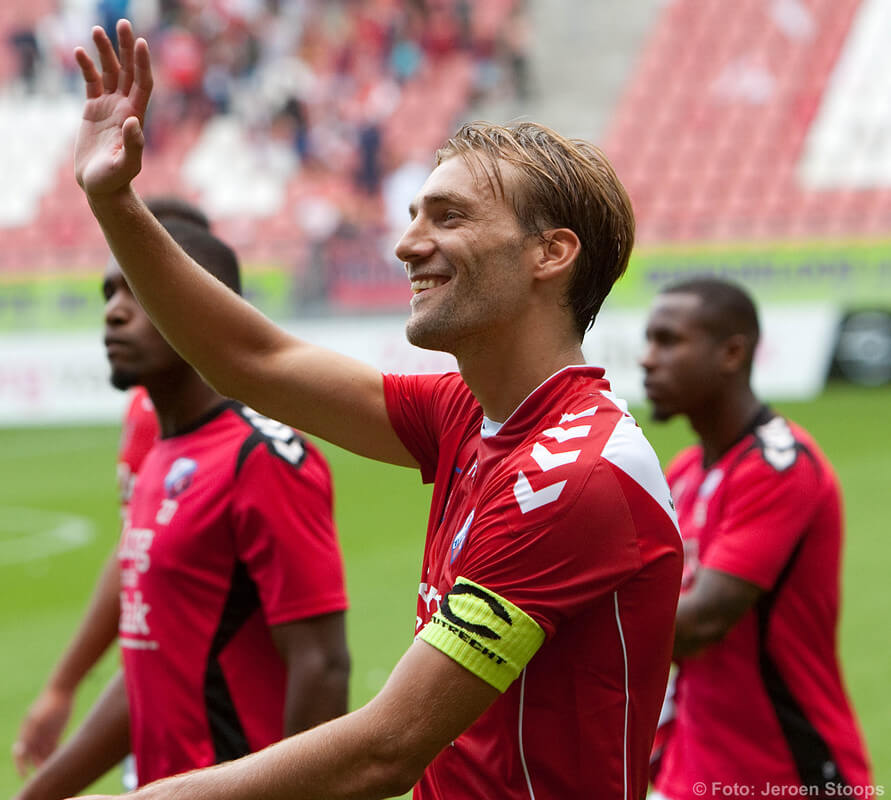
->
[118,402,347,785]
[384,367,683,800]
[655,411,872,800]
[117,387,159,508]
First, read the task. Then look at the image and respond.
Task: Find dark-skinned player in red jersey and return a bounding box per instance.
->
[641,278,873,800]
[13,198,208,787]
[15,218,350,800]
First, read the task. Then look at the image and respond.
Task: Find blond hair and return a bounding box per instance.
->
[436,121,635,337]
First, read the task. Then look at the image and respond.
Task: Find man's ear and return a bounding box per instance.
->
[719,333,751,374]
[533,228,581,282]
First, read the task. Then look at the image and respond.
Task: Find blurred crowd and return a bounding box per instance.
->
[6,0,531,308]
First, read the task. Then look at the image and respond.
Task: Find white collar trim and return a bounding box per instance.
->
[480,416,504,439]
[478,364,596,438]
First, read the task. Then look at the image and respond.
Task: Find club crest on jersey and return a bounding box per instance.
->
[164,457,198,498]
[451,509,474,563]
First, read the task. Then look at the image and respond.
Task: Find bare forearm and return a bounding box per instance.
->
[673,594,725,658]
[84,190,410,465]
[137,706,420,800]
[72,640,498,800]
[14,555,122,776]
[74,22,406,463]
[16,673,130,800]
[283,664,350,738]
[673,569,762,659]
[276,614,351,737]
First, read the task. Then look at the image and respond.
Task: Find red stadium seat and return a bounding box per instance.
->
[603,0,876,245]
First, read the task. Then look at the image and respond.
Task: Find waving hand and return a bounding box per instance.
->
[74,20,153,197]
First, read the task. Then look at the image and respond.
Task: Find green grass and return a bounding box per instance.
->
[0,382,888,797]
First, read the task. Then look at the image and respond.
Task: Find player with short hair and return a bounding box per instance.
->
[12,196,208,782]
[641,278,873,799]
[12,197,207,784]
[69,20,682,799]
[13,217,350,800]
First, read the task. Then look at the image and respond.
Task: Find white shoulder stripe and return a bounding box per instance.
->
[542,424,592,443]
[600,410,680,534]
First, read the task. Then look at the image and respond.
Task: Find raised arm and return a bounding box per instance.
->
[74,21,415,467]
[13,553,121,777]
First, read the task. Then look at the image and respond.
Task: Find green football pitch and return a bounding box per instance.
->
[1,382,888,797]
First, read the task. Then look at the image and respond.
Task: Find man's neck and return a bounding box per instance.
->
[691,386,763,468]
[147,374,227,438]
[458,341,586,423]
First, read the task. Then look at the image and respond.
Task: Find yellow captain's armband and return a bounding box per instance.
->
[419,577,545,692]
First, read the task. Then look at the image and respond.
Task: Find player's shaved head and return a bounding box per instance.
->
[145,195,211,230]
[660,278,760,369]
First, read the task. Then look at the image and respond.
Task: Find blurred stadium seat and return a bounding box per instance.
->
[602,0,891,244]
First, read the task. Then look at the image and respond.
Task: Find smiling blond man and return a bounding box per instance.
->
[70,19,682,800]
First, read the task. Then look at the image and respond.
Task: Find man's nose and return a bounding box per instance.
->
[638,342,656,370]
[104,293,130,325]
[394,216,434,265]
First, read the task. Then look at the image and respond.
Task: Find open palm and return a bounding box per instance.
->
[74,20,154,196]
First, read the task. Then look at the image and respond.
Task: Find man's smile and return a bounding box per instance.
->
[410,275,451,294]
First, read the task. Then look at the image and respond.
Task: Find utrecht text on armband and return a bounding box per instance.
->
[431,615,508,665]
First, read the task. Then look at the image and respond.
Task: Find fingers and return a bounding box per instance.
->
[76,20,153,113]
[92,24,122,94]
[116,20,135,96]
[11,738,42,777]
[129,37,154,116]
[12,738,28,777]
[75,46,103,100]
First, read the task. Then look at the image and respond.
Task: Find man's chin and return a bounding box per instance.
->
[110,370,139,391]
[404,316,452,355]
[648,404,676,423]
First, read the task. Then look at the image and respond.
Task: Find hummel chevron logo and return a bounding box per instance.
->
[531,442,581,472]
[559,405,598,425]
[542,424,592,443]
[513,471,567,514]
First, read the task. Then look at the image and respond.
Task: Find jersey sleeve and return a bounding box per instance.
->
[464,459,645,637]
[383,372,476,483]
[230,437,348,626]
[117,388,160,508]
[701,448,822,591]
[418,458,650,690]
[665,446,700,492]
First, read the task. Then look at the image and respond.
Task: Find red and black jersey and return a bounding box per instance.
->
[118,401,347,786]
[384,367,683,800]
[655,409,872,800]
